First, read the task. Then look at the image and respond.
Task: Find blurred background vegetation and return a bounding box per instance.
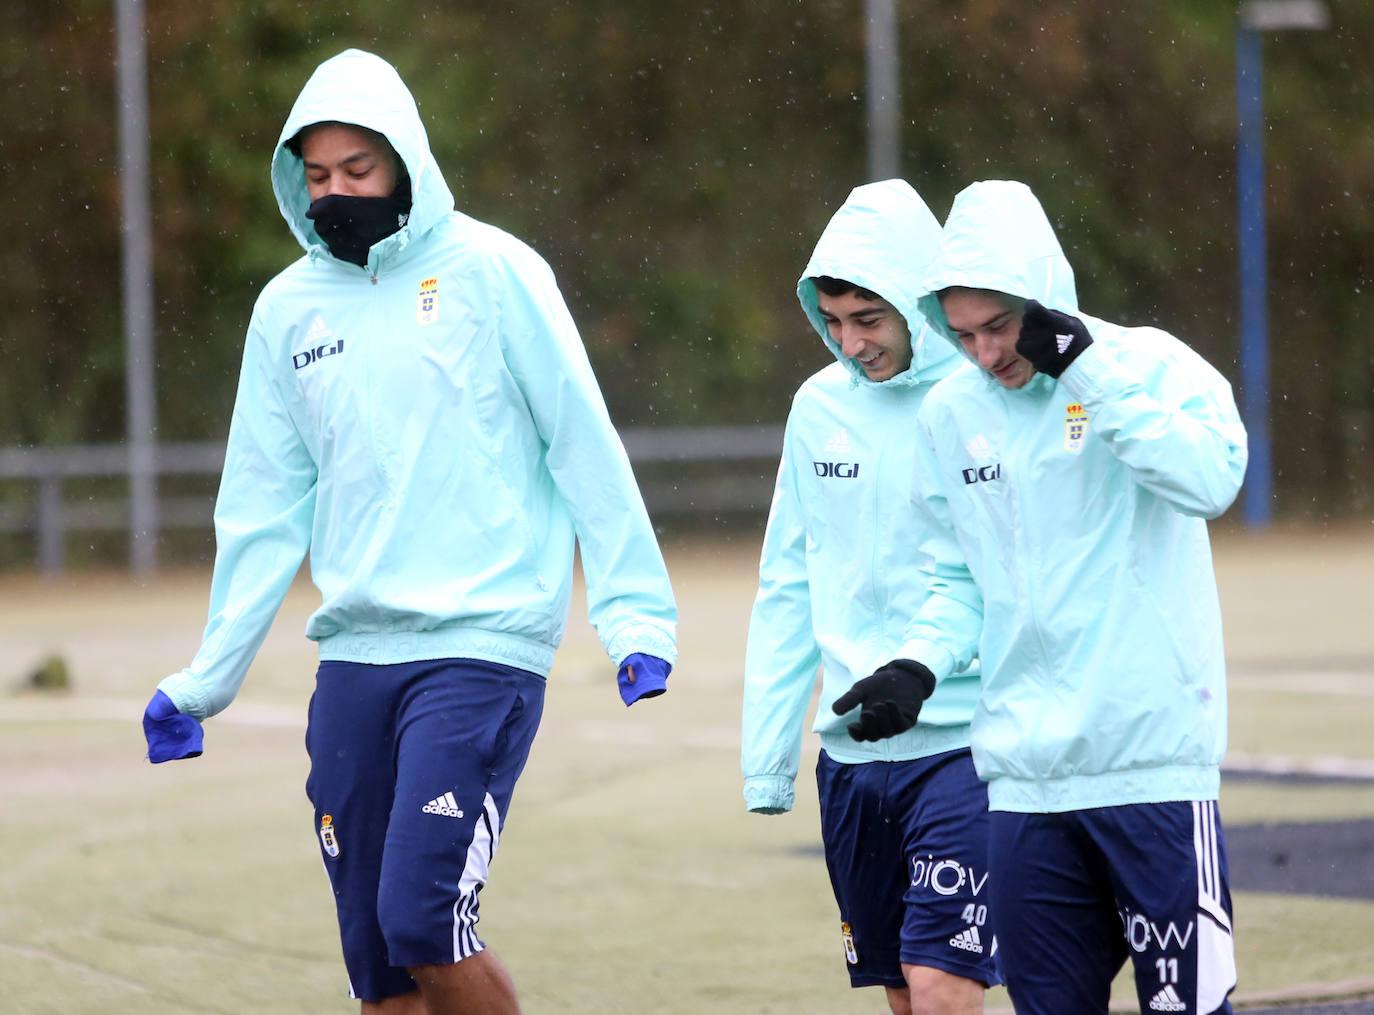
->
[3,0,1372,525]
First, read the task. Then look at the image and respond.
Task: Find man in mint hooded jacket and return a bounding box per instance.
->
[864,180,1247,1014]
[742,180,1001,1014]
[140,50,676,1013]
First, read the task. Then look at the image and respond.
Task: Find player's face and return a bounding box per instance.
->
[941,288,1034,389]
[300,124,399,202]
[817,289,912,382]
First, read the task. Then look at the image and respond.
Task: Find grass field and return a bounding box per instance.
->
[2,524,1372,1013]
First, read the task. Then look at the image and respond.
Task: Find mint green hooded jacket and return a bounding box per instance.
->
[896,180,1247,812]
[158,50,676,720]
[740,180,980,814]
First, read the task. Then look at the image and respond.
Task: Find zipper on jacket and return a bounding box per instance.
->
[870,421,891,650]
[1010,392,1058,788]
[1008,406,1050,670]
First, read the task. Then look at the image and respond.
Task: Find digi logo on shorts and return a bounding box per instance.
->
[813,461,860,479]
[911,855,989,897]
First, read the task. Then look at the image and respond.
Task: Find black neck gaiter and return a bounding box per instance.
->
[306,174,413,267]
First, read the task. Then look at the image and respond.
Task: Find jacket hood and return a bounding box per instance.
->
[271,49,455,267]
[917,180,1079,371]
[797,179,959,389]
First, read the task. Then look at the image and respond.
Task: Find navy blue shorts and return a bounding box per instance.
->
[988,801,1236,1015]
[304,658,545,1002]
[816,748,1002,989]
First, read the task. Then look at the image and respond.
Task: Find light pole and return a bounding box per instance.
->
[865,0,900,182]
[115,0,158,574]
[1235,0,1328,528]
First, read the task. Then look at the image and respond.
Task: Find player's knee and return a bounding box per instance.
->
[360,990,426,1014]
[905,965,984,1015]
[884,984,913,1015]
[376,885,479,962]
[375,888,425,958]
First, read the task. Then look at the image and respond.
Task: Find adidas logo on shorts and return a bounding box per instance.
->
[422,791,464,818]
[1148,986,1186,1012]
[948,926,983,954]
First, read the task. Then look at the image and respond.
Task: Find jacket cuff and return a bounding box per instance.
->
[743,776,795,814]
[156,672,212,721]
[606,623,678,668]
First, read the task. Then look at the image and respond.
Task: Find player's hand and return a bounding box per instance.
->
[142,689,204,763]
[617,653,671,707]
[832,660,936,742]
[1016,299,1094,378]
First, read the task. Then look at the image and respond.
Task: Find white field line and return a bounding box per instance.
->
[1222,751,1374,780]
[0,697,744,747]
[7,697,1374,779]
[1229,670,1374,696]
[0,940,152,994]
[570,719,739,751]
[0,696,303,727]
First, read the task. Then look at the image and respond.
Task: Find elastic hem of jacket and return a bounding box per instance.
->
[157,672,213,721]
[986,763,1220,813]
[316,627,555,676]
[605,623,678,668]
[819,722,971,765]
[743,775,795,813]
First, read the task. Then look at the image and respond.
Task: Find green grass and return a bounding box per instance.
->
[2,530,1373,1013]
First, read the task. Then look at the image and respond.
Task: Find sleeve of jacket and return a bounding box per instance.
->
[157,306,318,720]
[1057,328,1248,519]
[893,403,984,682]
[494,244,677,667]
[741,410,820,814]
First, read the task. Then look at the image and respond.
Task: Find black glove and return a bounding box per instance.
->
[832,660,936,742]
[1015,299,1093,378]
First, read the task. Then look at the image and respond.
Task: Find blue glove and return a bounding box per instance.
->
[617,653,671,707]
[143,689,204,763]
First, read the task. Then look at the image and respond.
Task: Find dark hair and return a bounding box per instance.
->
[812,275,881,301]
[936,286,1025,313]
[283,121,399,166]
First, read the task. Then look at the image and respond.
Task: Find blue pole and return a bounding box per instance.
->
[1236,26,1272,527]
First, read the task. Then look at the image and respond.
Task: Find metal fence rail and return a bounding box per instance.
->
[0,427,784,574]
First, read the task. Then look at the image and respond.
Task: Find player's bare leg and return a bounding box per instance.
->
[904,964,984,1014]
[409,950,520,1015]
[885,983,914,1015]
[362,991,426,1014]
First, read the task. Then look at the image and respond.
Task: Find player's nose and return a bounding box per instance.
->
[840,328,865,359]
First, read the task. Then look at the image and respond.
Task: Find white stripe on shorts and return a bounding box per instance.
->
[451,792,502,961]
[1191,800,1236,1012]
